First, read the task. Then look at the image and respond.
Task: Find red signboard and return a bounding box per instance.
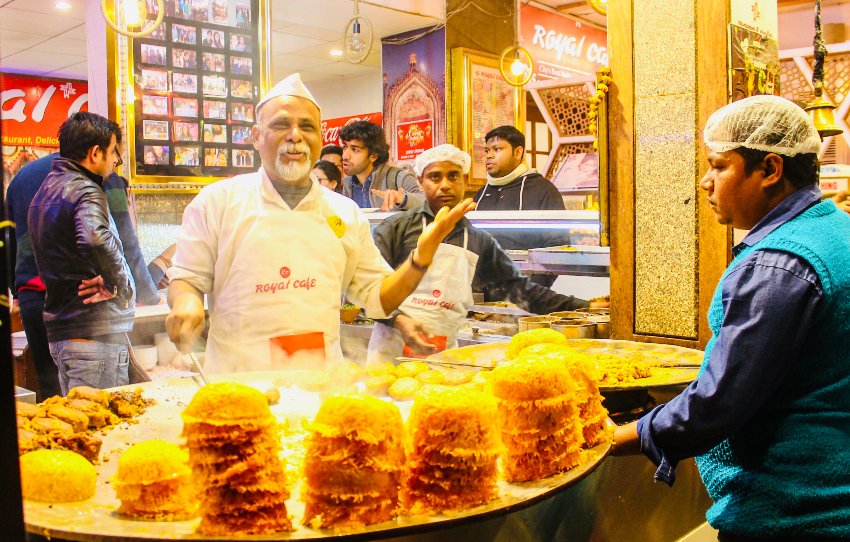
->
[1,74,89,147]
[520,4,608,80]
[321,112,383,147]
[396,119,433,161]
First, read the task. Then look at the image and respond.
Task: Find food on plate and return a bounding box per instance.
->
[364,374,396,396]
[489,358,583,482]
[182,382,292,536]
[505,328,568,360]
[387,377,420,401]
[264,386,281,405]
[15,401,44,419]
[303,395,405,529]
[113,440,197,519]
[20,449,97,502]
[67,385,110,407]
[415,369,446,385]
[403,385,500,513]
[395,361,429,378]
[45,404,89,433]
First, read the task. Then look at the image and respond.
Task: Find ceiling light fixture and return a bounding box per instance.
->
[499,1,533,87]
[342,0,373,64]
[56,1,72,10]
[100,0,164,38]
[804,0,843,138]
[330,49,344,58]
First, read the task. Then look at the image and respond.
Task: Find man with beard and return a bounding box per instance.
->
[165,74,475,373]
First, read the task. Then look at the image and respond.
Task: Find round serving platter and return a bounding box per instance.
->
[24,371,610,541]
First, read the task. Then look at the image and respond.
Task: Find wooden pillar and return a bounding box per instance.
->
[608,0,732,348]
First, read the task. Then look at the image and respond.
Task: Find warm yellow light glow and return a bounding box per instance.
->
[56,1,71,10]
[122,0,142,26]
[330,49,343,58]
[510,57,527,77]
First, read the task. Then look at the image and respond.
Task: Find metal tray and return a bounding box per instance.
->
[429,339,701,392]
[24,371,610,541]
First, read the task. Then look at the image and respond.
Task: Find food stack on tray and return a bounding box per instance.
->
[403,386,501,513]
[19,327,615,538]
[302,395,405,529]
[181,382,293,536]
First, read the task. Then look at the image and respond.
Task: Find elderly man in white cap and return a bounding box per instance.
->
[613,95,850,540]
[165,75,475,373]
[367,143,586,361]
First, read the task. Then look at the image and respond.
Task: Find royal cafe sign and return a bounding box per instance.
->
[1,74,89,147]
[520,4,608,80]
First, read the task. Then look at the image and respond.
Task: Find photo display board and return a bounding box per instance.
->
[132,0,260,178]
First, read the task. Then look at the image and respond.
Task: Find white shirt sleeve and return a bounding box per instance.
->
[167,188,219,294]
[339,203,393,319]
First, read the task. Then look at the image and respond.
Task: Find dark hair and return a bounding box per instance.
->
[314,159,342,184]
[320,144,343,158]
[735,147,819,189]
[485,125,526,153]
[339,120,389,165]
[58,112,122,162]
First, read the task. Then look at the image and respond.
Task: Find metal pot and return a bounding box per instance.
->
[549,310,586,320]
[577,307,610,315]
[585,314,610,339]
[518,315,559,332]
[551,319,597,339]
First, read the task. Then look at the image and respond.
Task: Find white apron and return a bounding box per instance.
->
[205,188,347,374]
[368,219,478,364]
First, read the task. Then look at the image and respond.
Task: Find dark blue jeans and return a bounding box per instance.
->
[17,290,61,400]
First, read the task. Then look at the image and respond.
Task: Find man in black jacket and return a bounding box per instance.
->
[368,144,585,359]
[474,125,567,287]
[29,112,135,395]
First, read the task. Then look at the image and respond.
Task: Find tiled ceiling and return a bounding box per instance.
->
[0,0,831,83]
[0,0,609,83]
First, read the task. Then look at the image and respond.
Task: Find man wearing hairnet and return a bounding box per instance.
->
[367,144,586,361]
[613,95,850,539]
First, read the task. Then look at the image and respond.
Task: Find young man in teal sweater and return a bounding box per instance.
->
[613,95,850,540]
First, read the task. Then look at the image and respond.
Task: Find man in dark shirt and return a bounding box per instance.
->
[28,112,136,394]
[368,144,585,360]
[8,153,163,398]
[474,125,567,287]
[613,96,850,539]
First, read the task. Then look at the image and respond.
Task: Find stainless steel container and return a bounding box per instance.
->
[585,315,611,339]
[577,307,610,315]
[549,310,586,320]
[518,315,559,332]
[551,319,597,338]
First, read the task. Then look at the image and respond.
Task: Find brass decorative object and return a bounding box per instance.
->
[101,0,164,39]
[804,0,843,138]
[499,1,534,87]
[587,0,607,16]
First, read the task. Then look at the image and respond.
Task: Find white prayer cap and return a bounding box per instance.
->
[256,73,320,113]
[704,95,820,157]
[413,144,471,176]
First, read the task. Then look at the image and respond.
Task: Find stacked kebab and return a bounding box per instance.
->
[402,385,501,513]
[181,382,292,536]
[302,395,405,529]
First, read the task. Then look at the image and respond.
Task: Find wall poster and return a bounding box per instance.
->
[129,0,265,181]
[449,48,524,186]
[729,23,780,101]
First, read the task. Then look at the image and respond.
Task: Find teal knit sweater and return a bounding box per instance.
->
[697,199,850,537]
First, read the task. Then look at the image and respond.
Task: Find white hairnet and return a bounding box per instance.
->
[703,95,821,157]
[413,144,471,176]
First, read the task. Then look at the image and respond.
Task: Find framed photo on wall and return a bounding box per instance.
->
[126,0,266,181]
[448,48,525,188]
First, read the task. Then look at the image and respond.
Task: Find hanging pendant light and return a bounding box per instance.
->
[499,1,534,87]
[101,0,164,39]
[804,0,843,138]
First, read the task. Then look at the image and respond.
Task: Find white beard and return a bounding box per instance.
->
[274,144,312,182]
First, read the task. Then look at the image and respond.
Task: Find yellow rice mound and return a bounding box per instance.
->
[20,449,96,502]
[114,439,191,486]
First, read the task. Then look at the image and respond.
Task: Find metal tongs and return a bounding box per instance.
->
[187,351,210,385]
[395,356,494,371]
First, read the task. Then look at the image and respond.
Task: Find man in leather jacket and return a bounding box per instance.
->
[28,112,135,395]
